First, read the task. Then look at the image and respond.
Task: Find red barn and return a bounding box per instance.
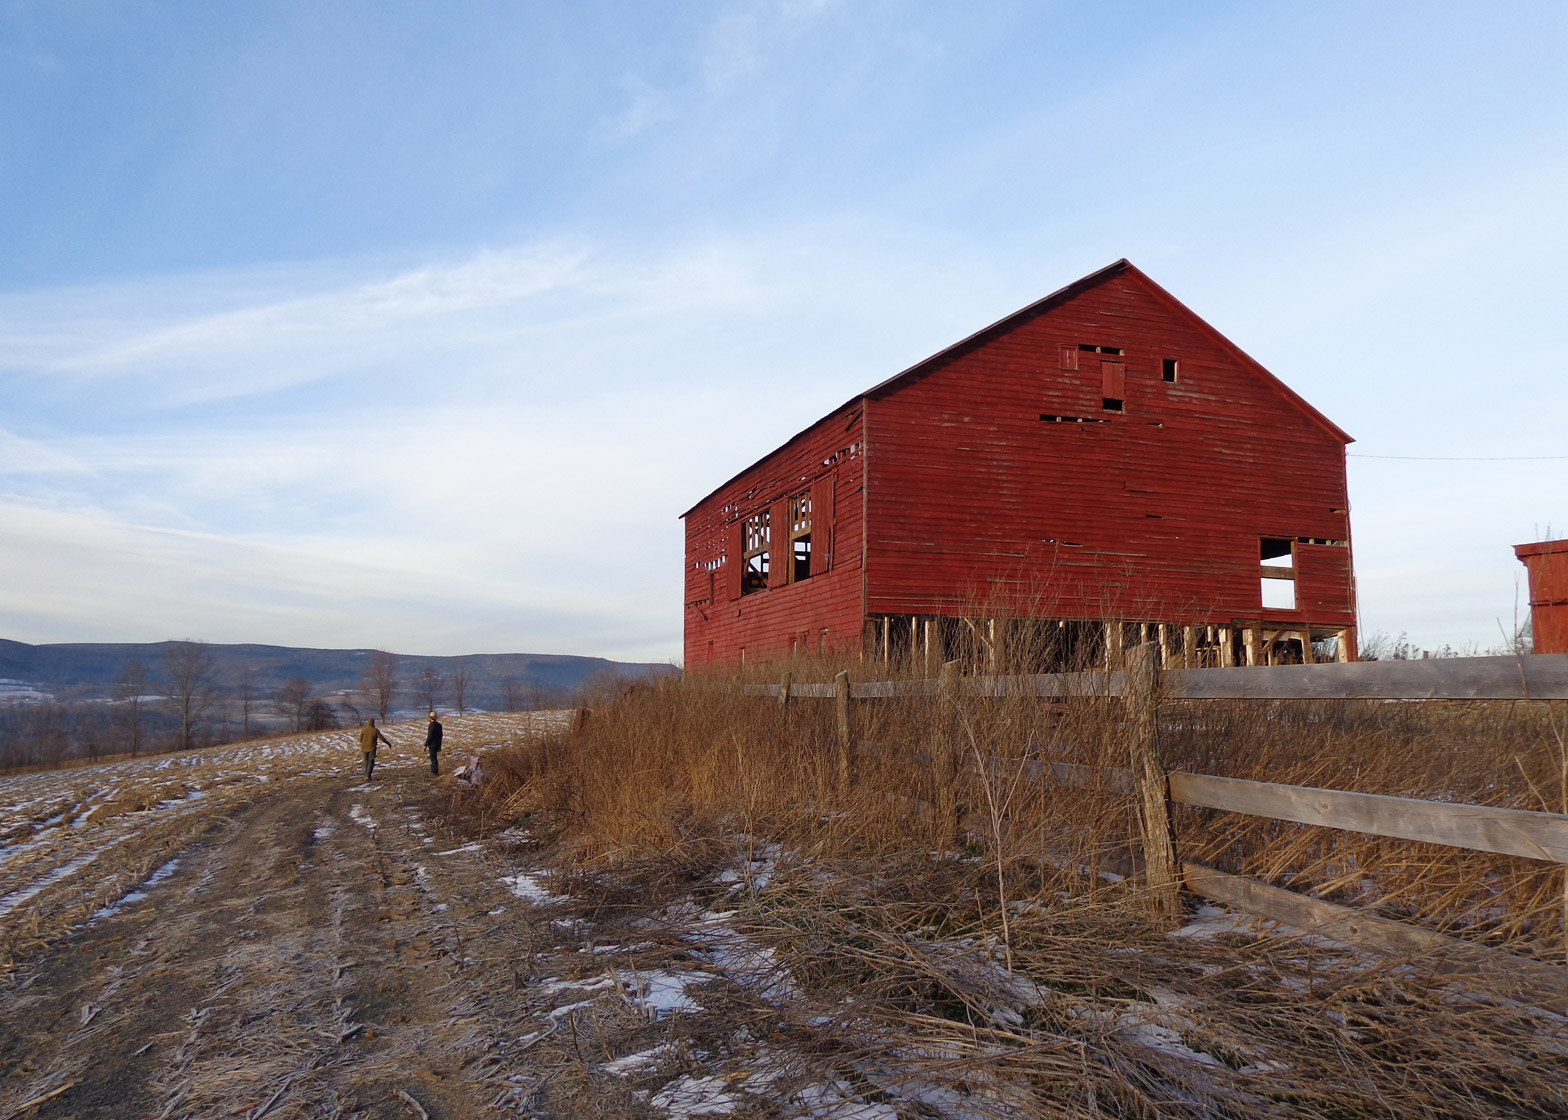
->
[681,260,1358,671]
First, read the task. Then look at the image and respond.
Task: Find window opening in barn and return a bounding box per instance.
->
[741,512,770,595]
[1162,358,1179,383]
[1058,346,1078,370]
[788,491,813,582]
[1260,538,1297,611]
[1101,360,1125,412]
[1079,344,1124,355]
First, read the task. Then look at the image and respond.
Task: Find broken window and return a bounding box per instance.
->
[1260,538,1296,610]
[1101,360,1125,412]
[741,512,770,595]
[1162,358,1179,383]
[788,491,813,582]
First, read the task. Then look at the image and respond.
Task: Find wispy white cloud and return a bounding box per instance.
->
[0,228,1027,658]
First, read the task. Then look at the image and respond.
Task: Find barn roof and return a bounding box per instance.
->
[680,258,1352,518]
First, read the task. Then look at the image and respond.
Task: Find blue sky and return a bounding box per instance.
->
[2,1,1565,661]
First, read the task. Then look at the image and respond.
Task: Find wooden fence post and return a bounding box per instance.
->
[778,671,793,710]
[934,660,962,849]
[1127,643,1180,918]
[834,670,854,795]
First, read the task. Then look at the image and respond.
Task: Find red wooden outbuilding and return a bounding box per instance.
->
[681,259,1358,671]
[1514,539,1568,654]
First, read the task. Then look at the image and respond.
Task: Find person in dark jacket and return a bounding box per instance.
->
[359,717,392,780]
[424,711,443,775]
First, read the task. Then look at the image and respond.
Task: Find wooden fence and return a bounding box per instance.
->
[745,652,1568,1012]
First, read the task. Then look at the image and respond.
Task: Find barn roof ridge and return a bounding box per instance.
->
[680,258,1349,519]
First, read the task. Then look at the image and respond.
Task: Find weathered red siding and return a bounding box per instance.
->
[682,408,866,668]
[862,268,1355,630]
[1515,539,1568,654]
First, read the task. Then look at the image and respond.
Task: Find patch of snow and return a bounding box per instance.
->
[603,1043,678,1075]
[789,1081,901,1120]
[587,940,655,955]
[685,913,800,1002]
[433,842,482,855]
[1168,904,1259,940]
[650,1074,741,1116]
[348,804,377,830]
[620,969,710,1019]
[500,872,567,904]
[0,850,105,919]
[91,857,182,921]
[535,975,617,997]
[547,999,598,1022]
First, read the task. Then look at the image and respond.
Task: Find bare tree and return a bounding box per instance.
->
[78,706,112,760]
[412,667,445,713]
[451,660,469,715]
[304,698,339,731]
[275,677,313,733]
[236,665,257,739]
[28,704,70,767]
[115,658,151,758]
[500,676,525,713]
[363,651,400,720]
[163,640,215,752]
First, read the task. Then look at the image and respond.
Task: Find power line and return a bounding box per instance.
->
[1349,453,1568,461]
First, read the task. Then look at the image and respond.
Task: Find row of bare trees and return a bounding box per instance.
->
[2,641,580,770]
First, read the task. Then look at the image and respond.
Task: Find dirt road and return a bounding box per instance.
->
[0,720,562,1119]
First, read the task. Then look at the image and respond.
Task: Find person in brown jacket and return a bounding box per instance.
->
[359,717,392,780]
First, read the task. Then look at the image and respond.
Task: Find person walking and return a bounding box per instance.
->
[359,717,392,780]
[424,711,444,775]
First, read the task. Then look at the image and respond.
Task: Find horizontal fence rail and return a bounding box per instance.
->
[745,653,1568,702]
[1167,772,1568,864]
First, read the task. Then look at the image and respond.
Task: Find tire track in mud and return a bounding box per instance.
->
[0,760,551,1119]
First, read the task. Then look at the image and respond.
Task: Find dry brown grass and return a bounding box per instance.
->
[451,658,1568,1118]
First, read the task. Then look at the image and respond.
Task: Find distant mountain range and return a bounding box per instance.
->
[0,639,676,712]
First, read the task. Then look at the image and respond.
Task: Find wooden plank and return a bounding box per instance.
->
[834,670,854,794]
[967,670,1128,698]
[854,678,936,699]
[1182,862,1568,1016]
[1128,644,1179,917]
[1169,654,1568,700]
[1169,772,1568,863]
[754,654,1568,703]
